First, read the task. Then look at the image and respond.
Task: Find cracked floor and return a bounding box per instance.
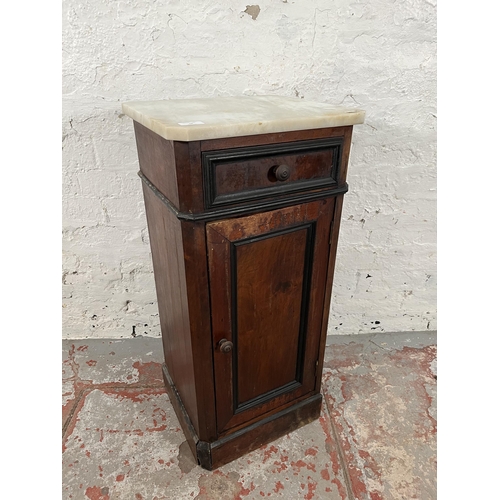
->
[62,332,436,499]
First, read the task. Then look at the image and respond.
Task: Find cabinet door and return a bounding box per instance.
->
[206,199,335,434]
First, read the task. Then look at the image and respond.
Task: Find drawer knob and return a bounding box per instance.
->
[273,164,291,182]
[219,339,233,353]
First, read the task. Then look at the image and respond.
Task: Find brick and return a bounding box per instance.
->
[62,0,436,339]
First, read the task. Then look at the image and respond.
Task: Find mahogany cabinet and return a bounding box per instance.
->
[122,96,364,470]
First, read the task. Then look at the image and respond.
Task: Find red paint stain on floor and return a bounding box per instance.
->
[358,449,381,481]
[262,444,279,463]
[321,376,370,499]
[84,486,109,500]
[273,481,284,493]
[100,386,166,403]
[304,481,317,500]
[272,453,289,473]
[322,343,437,499]
[132,361,163,385]
[195,470,254,500]
[237,479,255,497]
[318,414,341,475]
[324,343,364,370]
[62,344,169,466]
[317,413,349,500]
[389,345,437,439]
[304,447,318,457]
[290,459,316,474]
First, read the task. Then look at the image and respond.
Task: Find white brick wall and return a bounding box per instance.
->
[62,0,436,339]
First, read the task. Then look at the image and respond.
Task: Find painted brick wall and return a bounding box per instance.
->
[62,0,436,339]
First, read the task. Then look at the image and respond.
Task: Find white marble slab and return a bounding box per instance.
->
[121,95,365,142]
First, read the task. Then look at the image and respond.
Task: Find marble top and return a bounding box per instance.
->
[121,95,365,142]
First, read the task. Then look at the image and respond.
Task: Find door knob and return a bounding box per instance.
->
[273,164,291,181]
[218,339,233,353]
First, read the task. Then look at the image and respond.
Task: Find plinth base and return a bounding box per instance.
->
[162,363,322,470]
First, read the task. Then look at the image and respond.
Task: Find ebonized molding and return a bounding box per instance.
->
[138,170,349,222]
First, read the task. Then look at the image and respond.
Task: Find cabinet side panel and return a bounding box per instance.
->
[315,195,345,391]
[314,127,352,388]
[142,185,199,432]
[134,121,180,208]
[181,221,218,441]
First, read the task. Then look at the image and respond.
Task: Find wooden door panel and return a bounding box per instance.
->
[207,200,335,434]
[236,225,310,406]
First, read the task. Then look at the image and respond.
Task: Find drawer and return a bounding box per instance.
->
[202,137,343,209]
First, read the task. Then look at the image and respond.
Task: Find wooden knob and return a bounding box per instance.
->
[219,339,233,353]
[273,164,291,181]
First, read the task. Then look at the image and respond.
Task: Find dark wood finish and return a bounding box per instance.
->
[135,124,352,217]
[306,130,351,391]
[140,168,348,222]
[131,119,356,470]
[173,141,205,214]
[142,187,218,442]
[206,200,334,434]
[180,220,218,441]
[315,195,345,391]
[202,137,342,209]
[236,228,307,402]
[142,185,199,431]
[134,122,205,214]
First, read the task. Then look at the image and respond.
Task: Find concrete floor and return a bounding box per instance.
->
[62,332,436,499]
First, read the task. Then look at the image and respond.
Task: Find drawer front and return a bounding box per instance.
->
[202,137,343,209]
